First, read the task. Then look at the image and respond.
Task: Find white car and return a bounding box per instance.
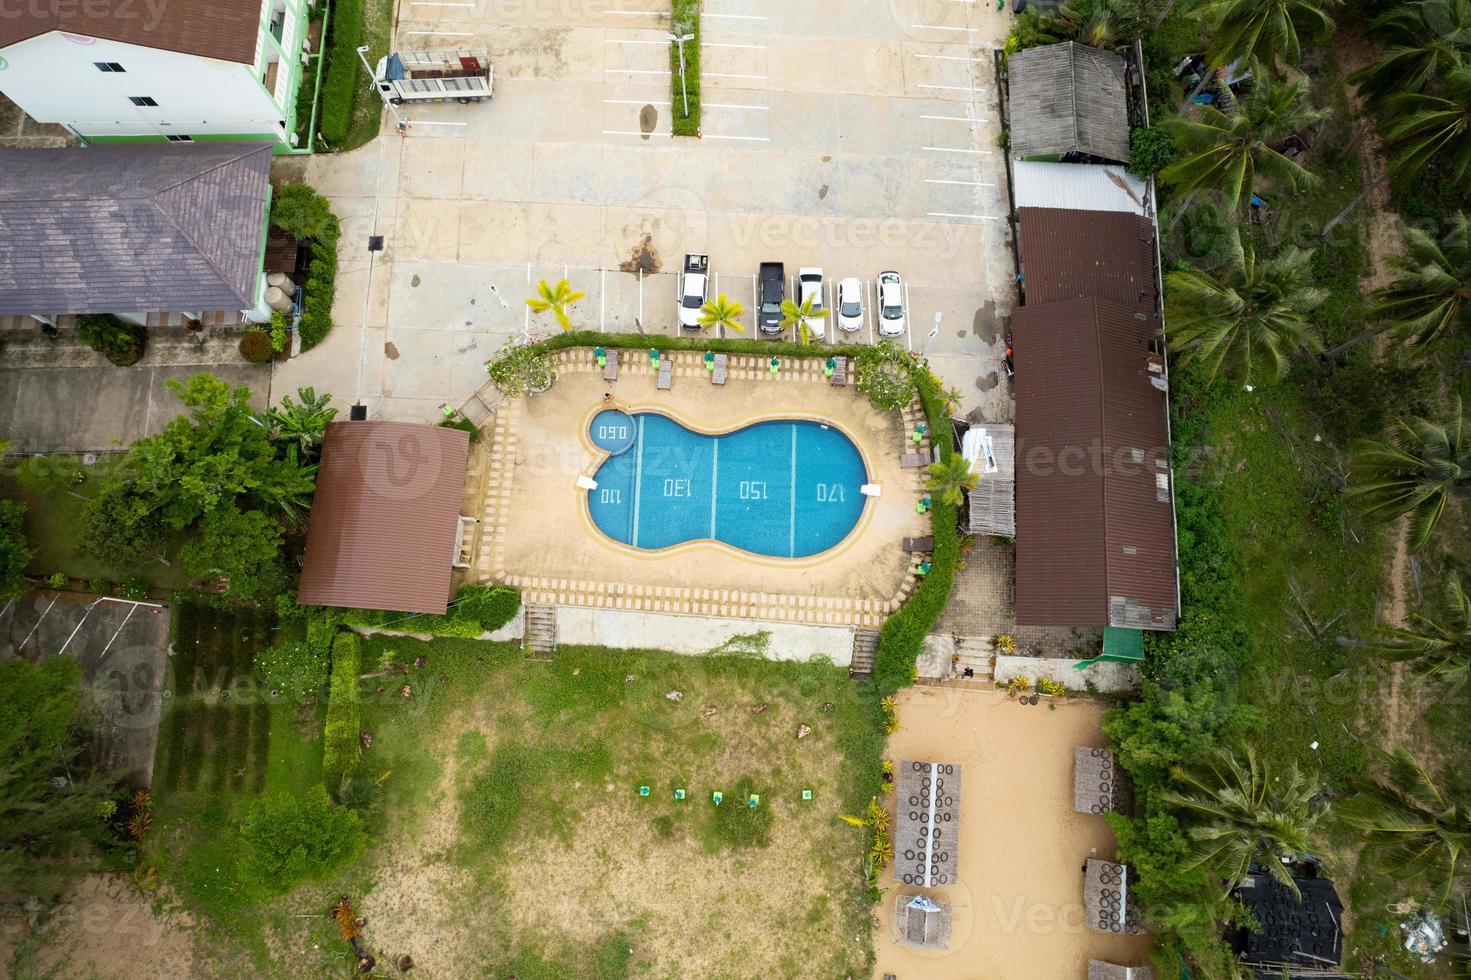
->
[836,277,863,333]
[877,271,906,338]
[797,267,826,341]
[677,254,709,330]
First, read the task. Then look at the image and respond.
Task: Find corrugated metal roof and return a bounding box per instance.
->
[1008,42,1131,162]
[1018,207,1158,318]
[0,143,272,315]
[0,1,259,65]
[298,421,471,616]
[1014,297,1177,630]
[965,424,1016,537]
[1013,162,1151,217]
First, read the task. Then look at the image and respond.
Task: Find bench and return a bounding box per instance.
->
[657,357,673,390]
[603,348,620,381]
[711,353,728,386]
[829,355,847,386]
[901,452,929,468]
[903,536,934,553]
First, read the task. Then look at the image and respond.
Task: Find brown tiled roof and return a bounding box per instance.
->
[298,422,471,616]
[0,1,259,65]
[1018,207,1158,318]
[1014,297,1177,630]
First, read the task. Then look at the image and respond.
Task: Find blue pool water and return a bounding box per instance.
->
[587,410,868,558]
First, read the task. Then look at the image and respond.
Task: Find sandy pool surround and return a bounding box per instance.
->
[471,348,931,628]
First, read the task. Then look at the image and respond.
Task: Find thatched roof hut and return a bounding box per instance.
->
[1088,962,1155,980]
[894,894,952,949]
[895,760,963,888]
[1085,859,1145,934]
[965,423,1015,537]
[1074,747,1132,815]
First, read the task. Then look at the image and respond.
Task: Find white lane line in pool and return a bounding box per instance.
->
[709,438,719,539]
[789,425,798,559]
[631,416,645,548]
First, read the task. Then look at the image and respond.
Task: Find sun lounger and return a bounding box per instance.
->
[829,355,847,386]
[657,357,673,390]
[903,536,934,553]
[901,452,929,468]
[711,353,728,386]
[603,348,620,381]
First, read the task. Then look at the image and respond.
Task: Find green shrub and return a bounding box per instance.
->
[121,576,148,601]
[254,640,330,702]
[440,416,480,443]
[318,0,364,147]
[855,341,919,412]
[76,314,145,367]
[271,185,340,350]
[451,584,521,631]
[1127,126,1178,179]
[268,310,290,354]
[46,572,67,590]
[322,632,362,792]
[701,777,773,850]
[342,584,521,637]
[670,0,701,137]
[88,578,111,596]
[238,785,366,892]
[239,328,273,364]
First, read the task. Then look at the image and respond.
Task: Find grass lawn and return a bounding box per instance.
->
[142,624,885,977]
[0,455,191,590]
[341,0,393,152]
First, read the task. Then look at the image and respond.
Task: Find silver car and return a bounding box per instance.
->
[877,271,906,338]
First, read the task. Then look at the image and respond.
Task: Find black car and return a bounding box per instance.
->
[758,261,785,335]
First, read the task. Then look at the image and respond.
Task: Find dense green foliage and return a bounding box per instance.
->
[854,341,918,412]
[238,328,273,364]
[271,185,340,350]
[318,0,363,147]
[342,584,522,637]
[180,503,286,601]
[0,658,114,898]
[1128,126,1179,179]
[0,498,31,603]
[322,632,362,793]
[76,314,146,366]
[238,785,365,892]
[670,0,701,136]
[486,340,557,397]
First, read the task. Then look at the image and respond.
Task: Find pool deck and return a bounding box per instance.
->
[468,348,931,629]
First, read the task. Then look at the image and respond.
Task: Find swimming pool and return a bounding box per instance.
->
[586,410,868,558]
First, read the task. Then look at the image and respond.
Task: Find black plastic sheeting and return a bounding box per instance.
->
[1229,874,1344,972]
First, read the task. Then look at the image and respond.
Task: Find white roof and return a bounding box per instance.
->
[1013,161,1151,217]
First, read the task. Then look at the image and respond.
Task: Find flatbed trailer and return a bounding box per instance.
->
[372,49,493,105]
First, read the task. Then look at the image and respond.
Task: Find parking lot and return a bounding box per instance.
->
[278,0,1017,423]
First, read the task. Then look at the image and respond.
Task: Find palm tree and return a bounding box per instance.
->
[1370,213,1471,350]
[1347,0,1471,110]
[1162,746,1325,896]
[1164,230,1327,387]
[1338,746,1471,908]
[779,294,827,346]
[1366,573,1471,685]
[525,278,586,331]
[697,294,745,334]
[1346,400,1470,552]
[1197,0,1340,70]
[254,445,317,527]
[1377,67,1471,190]
[1026,0,1121,48]
[1160,78,1324,211]
[925,455,978,506]
[267,386,337,456]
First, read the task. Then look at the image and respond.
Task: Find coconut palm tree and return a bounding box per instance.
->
[1160,78,1324,211]
[1347,0,1471,110]
[1162,746,1325,896]
[1197,0,1340,70]
[1164,230,1327,387]
[1370,213,1471,351]
[1377,67,1471,191]
[525,278,586,331]
[1346,400,1470,552]
[1366,573,1471,685]
[267,386,337,457]
[1338,746,1471,908]
[697,294,745,334]
[779,294,828,346]
[925,455,978,507]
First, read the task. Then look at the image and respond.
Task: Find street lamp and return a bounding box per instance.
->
[667,32,695,119]
[921,312,942,359]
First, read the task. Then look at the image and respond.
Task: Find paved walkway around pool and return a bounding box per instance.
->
[469,347,931,629]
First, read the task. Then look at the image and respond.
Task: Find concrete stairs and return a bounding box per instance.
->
[524,603,557,658]
[851,630,880,678]
[953,635,995,682]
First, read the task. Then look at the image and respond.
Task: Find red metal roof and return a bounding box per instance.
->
[298,421,470,616]
[1018,207,1159,318]
[1014,297,1177,629]
[0,1,259,65]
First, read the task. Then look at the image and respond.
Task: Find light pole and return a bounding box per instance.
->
[667,32,695,119]
[921,312,942,359]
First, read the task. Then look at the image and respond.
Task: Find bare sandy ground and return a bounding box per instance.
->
[873,687,1154,979]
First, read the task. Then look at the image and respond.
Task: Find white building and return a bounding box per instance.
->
[0,0,312,149]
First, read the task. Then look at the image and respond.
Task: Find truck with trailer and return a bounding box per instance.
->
[371,49,493,105]
[758,261,785,336]
[677,254,709,330]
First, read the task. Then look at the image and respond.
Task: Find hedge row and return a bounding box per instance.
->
[342,584,521,638]
[533,330,871,360]
[270,184,340,350]
[318,0,363,147]
[321,631,362,793]
[670,0,701,137]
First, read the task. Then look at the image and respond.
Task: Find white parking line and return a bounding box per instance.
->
[705,102,769,110]
[925,178,996,186]
[706,72,767,80]
[920,114,985,122]
[866,278,876,346]
[605,38,665,45]
[926,212,1000,221]
[911,24,979,32]
[904,281,913,352]
[703,133,771,142]
[606,68,671,75]
[603,130,672,137]
[704,42,766,49]
[707,12,768,20]
[605,98,673,106]
[923,146,991,154]
[918,84,974,92]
